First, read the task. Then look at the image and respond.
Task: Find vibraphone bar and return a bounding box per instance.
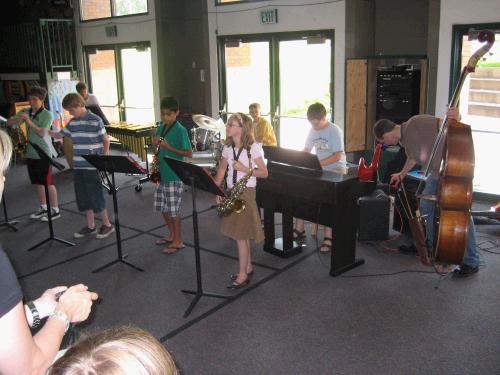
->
[106,122,158,161]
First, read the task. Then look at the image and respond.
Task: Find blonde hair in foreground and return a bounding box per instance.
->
[48,326,179,375]
[0,130,13,174]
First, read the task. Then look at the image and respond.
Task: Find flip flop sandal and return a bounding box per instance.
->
[155,237,172,245]
[293,229,306,241]
[320,237,333,253]
[162,244,186,254]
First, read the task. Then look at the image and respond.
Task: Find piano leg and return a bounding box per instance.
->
[263,205,275,251]
[329,195,365,276]
[263,205,302,258]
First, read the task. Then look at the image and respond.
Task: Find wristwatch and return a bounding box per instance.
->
[50,310,70,333]
[26,301,41,328]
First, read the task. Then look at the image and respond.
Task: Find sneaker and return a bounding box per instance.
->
[40,209,61,222]
[453,264,479,277]
[74,226,98,239]
[96,225,115,239]
[30,207,47,220]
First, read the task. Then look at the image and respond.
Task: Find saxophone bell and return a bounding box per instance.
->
[216,168,253,217]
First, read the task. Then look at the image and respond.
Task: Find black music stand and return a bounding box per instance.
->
[28,142,75,251]
[1,193,19,231]
[263,146,323,177]
[83,155,144,273]
[164,156,232,318]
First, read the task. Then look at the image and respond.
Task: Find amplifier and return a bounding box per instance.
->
[358,189,390,241]
[376,68,420,123]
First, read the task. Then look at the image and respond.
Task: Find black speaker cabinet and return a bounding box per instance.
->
[358,189,390,241]
[376,68,421,123]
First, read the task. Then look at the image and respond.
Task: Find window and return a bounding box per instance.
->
[81,0,148,21]
[450,24,500,195]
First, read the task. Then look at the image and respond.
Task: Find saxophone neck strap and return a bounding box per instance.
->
[29,106,44,120]
[159,122,174,140]
[231,145,244,184]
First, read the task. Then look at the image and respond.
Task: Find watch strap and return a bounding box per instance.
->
[50,310,70,333]
[27,301,41,328]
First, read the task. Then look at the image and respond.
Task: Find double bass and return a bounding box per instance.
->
[418,30,495,265]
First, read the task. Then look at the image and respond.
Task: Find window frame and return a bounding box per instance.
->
[215,0,266,6]
[79,0,149,23]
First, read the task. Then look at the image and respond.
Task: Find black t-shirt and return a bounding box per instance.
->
[0,247,23,318]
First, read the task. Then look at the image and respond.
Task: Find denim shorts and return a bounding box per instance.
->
[74,169,106,213]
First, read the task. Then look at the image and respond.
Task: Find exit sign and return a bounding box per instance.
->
[260,9,278,24]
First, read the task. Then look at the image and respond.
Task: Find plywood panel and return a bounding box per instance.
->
[346,59,367,152]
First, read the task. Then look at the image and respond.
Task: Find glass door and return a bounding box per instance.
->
[120,46,154,123]
[222,40,271,115]
[452,26,500,194]
[87,48,120,122]
[219,31,333,150]
[85,43,154,123]
[278,37,332,150]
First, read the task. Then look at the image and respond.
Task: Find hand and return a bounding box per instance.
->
[232,160,249,173]
[19,112,30,122]
[55,284,98,323]
[390,172,405,188]
[216,195,224,204]
[33,286,68,319]
[446,106,461,121]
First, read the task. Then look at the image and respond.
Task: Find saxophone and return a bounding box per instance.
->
[216,168,253,217]
[149,137,164,184]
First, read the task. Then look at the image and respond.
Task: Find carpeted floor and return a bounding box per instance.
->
[1,153,499,375]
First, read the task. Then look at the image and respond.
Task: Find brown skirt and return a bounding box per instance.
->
[220,187,264,243]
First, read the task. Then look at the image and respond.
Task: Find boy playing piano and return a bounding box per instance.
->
[293,103,346,252]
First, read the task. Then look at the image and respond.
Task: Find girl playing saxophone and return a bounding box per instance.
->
[215,113,268,289]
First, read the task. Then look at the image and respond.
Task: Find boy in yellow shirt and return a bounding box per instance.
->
[248,103,277,146]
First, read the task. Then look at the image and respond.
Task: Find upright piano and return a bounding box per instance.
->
[257,147,365,276]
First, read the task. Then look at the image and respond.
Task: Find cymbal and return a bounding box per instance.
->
[192,114,224,132]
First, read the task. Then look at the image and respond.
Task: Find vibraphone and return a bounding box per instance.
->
[105,122,158,161]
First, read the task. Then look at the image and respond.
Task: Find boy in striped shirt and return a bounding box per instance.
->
[50,93,114,239]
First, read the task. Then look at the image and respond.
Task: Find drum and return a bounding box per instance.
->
[191,127,216,152]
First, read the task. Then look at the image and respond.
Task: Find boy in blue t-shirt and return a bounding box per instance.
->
[153,97,192,254]
[293,102,346,252]
[50,93,114,239]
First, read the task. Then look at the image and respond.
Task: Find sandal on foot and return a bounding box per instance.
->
[155,237,172,245]
[227,277,250,290]
[230,270,254,281]
[320,237,333,253]
[293,229,306,241]
[162,244,186,254]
